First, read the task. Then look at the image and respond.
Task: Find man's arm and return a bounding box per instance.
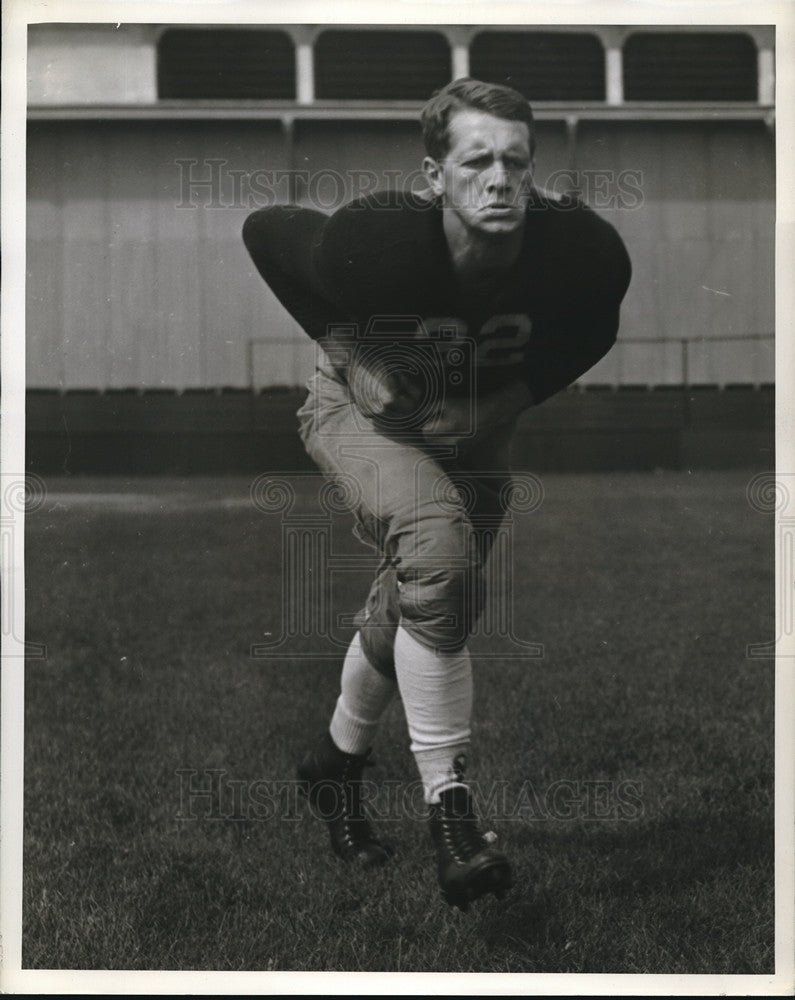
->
[242,206,344,342]
[520,307,621,406]
[520,203,631,405]
[243,204,427,423]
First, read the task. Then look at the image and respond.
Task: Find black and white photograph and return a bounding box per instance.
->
[1,0,793,994]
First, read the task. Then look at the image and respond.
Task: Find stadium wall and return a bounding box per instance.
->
[26,386,773,474]
[26,117,774,391]
[25,23,776,472]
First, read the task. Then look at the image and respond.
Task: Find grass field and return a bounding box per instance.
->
[22,469,774,973]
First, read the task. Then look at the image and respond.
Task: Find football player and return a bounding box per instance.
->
[243,77,631,910]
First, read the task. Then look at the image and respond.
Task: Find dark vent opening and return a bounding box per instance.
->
[470,32,605,101]
[315,30,451,100]
[158,29,295,100]
[623,32,758,101]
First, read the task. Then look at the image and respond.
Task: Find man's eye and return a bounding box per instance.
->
[464,156,491,170]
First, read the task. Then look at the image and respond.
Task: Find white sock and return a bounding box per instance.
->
[329,632,397,755]
[393,624,472,804]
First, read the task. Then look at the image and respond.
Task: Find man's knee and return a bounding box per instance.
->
[396,513,483,651]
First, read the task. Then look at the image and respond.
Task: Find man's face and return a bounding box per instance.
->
[424,108,534,237]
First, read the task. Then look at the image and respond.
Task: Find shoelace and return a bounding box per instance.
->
[335,754,378,848]
[439,807,488,864]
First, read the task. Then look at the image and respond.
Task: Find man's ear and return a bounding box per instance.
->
[422,156,445,198]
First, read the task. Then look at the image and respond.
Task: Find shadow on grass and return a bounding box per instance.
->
[474,803,774,972]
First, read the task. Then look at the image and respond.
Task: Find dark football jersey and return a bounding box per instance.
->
[243,188,631,405]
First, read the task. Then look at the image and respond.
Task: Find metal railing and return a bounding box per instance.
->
[586,332,774,390]
[247,333,774,392]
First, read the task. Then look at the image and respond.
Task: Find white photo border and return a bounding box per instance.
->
[2,0,793,994]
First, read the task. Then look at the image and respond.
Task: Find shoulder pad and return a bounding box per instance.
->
[314,190,445,314]
[530,197,632,308]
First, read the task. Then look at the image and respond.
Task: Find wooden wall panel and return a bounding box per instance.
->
[27,123,66,387]
[28,120,295,389]
[576,120,774,385]
[26,117,774,390]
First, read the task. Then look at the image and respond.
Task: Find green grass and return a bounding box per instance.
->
[22,470,774,972]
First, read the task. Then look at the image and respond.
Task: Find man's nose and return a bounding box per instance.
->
[485,160,511,190]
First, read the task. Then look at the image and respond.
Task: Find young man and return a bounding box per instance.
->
[243,78,631,909]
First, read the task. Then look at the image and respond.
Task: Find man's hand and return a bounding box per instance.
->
[348,360,427,424]
[422,378,534,445]
[421,395,475,445]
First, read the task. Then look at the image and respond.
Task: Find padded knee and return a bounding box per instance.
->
[356,574,401,681]
[396,512,482,653]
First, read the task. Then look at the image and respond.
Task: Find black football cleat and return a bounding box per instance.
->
[428,785,512,910]
[297,732,393,868]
